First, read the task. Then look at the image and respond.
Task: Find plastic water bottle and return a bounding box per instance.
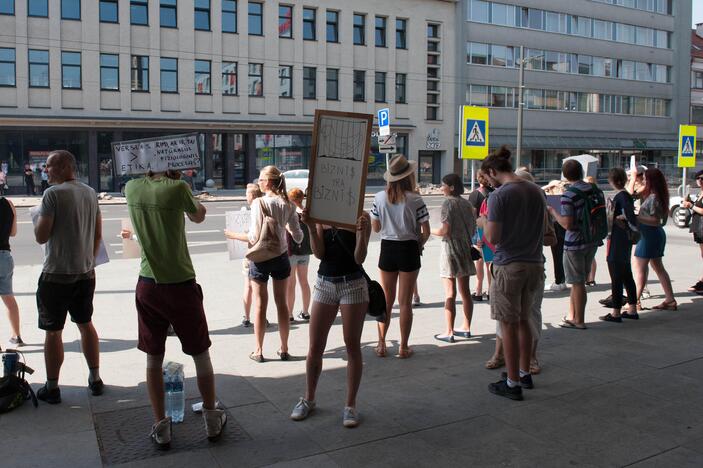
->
[163,361,185,423]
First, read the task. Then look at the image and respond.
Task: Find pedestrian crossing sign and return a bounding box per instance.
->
[678,125,697,168]
[461,106,489,160]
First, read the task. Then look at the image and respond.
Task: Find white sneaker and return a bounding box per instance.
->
[150,417,172,449]
[545,283,567,292]
[203,407,227,441]
[641,287,651,299]
[413,297,422,306]
[343,406,359,428]
[291,397,315,421]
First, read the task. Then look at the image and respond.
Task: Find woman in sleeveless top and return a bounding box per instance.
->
[0,197,23,349]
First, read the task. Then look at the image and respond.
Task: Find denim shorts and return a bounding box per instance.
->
[0,250,13,295]
[289,254,310,266]
[249,253,291,282]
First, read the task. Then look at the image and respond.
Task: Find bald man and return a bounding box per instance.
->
[34,150,103,404]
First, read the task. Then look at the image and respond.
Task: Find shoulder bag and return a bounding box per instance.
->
[246,199,282,263]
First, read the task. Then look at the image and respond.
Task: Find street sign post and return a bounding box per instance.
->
[678,125,697,198]
[377,133,397,153]
[460,106,490,191]
[377,108,390,137]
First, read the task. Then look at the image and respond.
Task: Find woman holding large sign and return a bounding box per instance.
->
[371,155,430,358]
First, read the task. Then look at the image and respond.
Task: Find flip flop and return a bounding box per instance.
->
[434,334,455,343]
[559,319,587,330]
[249,352,265,363]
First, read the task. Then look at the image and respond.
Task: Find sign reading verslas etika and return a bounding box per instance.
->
[112,133,202,176]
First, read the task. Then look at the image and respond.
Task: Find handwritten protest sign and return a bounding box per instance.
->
[112,133,201,176]
[307,110,373,229]
[226,208,250,260]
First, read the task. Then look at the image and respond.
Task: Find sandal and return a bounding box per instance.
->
[652,300,677,311]
[374,345,386,358]
[529,358,541,375]
[559,319,587,330]
[249,352,265,363]
[277,350,290,361]
[485,356,505,369]
[396,348,414,359]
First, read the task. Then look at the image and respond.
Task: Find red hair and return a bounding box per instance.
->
[642,168,669,216]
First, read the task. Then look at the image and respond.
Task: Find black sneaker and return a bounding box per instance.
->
[89,379,104,396]
[500,372,534,389]
[8,336,25,347]
[599,313,622,323]
[241,317,252,328]
[488,379,523,400]
[598,295,613,305]
[37,385,61,404]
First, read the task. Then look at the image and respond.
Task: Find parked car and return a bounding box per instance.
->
[669,195,692,228]
[282,169,309,192]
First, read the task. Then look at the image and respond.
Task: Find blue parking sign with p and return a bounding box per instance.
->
[466,119,486,147]
[378,108,389,128]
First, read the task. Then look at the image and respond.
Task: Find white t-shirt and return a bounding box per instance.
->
[370,190,429,241]
[248,194,303,255]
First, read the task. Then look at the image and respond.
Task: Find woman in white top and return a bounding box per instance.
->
[370,155,430,358]
[229,166,303,362]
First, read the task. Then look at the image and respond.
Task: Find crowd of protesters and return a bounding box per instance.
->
[1,147,700,447]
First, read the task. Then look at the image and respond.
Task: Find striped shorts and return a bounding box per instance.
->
[313,274,369,306]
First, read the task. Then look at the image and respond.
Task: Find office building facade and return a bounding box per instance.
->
[459,0,691,182]
[0,0,458,193]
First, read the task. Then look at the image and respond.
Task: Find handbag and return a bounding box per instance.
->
[470,246,481,261]
[246,199,282,263]
[331,228,386,320]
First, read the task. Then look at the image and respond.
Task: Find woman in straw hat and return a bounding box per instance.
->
[370,155,430,358]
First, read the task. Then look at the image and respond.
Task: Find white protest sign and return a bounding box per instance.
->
[226,208,250,260]
[112,133,201,176]
[307,110,373,229]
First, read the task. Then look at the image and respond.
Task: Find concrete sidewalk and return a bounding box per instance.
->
[1,226,702,467]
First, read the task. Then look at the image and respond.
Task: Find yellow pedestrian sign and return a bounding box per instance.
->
[678,125,697,168]
[461,106,489,160]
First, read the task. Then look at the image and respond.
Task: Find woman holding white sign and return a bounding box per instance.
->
[371,155,430,359]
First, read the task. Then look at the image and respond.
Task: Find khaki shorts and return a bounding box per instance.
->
[490,262,545,324]
[564,246,597,284]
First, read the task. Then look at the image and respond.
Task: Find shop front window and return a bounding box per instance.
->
[255,134,312,173]
[368,134,408,184]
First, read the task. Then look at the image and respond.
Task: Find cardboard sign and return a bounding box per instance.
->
[226,208,250,260]
[112,133,202,176]
[307,110,373,229]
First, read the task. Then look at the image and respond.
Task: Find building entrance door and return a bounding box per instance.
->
[418,151,442,185]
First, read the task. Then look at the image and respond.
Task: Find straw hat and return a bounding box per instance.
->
[383,154,417,182]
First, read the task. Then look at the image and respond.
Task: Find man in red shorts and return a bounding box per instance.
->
[125,170,225,449]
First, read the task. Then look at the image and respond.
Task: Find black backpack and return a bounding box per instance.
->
[567,184,608,244]
[0,351,37,413]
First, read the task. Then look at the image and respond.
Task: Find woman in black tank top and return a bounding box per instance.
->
[288,210,371,428]
[0,197,23,348]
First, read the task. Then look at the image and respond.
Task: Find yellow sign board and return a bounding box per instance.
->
[460,106,489,160]
[678,125,697,168]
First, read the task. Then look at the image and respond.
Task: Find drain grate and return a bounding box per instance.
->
[94,399,250,465]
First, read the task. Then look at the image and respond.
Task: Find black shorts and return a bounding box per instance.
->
[378,239,421,272]
[249,253,291,282]
[36,275,96,331]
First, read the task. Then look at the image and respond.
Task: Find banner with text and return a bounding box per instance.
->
[112,133,202,176]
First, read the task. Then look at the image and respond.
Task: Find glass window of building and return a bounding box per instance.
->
[593,20,612,40]
[618,60,635,80]
[99,53,119,90]
[545,11,566,33]
[62,0,80,20]
[491,45,509,67]
[326,68,338,100]
[469,0,489,22]
[395,73,406,104]
[248,63,263,96]
[635,62,651,81]
[326,11,339,42]
[526,88,545,109]
[427,80,438,91]
[654,64,668,83]
[131,55,149,91]
[279,5,292,38]
[0,0,14,15]
[194,0,210,30]
[544,50,559,72]
[160,0,176,27]
[427,93,438,105]
[248,2,263,35]
[255,134,312,172]
[635,26,653,46]
[29,50,49,87]
[470,42,488,65]
[353,70,365,101]
[131,0,148,25]
[194,60,211,94]
[469,84,488,106]
[61,51,81,89]
[160,57,177,92]
[0,48,15,86]
[279,65,292,97]
[426,107,438,120]
[222,62,237,95]
[353,13,365,45]
[374,71,386,102]
[303,66,316,99]
[391,18,406,50]
[491,86,510,107]
[491,3,514,26]
[578,55,592,75]
[375,16,386,47]
[525,49,544,70]
[99,0,118,23]
[527,8,543,29]
[616,23,635,43]
[303,8,316,40]
[28,0,47,17]
[222,0,236,33]
[655,30,668,48]
[427,23,439,38]
[592,56,606,76]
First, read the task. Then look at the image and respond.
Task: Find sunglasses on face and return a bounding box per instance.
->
[697,177,703,181]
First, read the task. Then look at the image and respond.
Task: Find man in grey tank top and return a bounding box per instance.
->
[33,150,103,404]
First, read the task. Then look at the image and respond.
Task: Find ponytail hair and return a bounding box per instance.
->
[480,145,513,175]
[260,165,289,201]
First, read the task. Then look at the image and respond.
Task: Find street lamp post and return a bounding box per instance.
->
[516,46,544,170]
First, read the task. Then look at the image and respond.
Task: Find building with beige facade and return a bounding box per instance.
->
[0,0,458,192]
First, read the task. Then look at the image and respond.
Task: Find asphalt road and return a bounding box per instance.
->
[11,196,448,266]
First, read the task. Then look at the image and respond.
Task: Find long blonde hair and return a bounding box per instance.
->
[386,173,416,204]
[260,165,288,201]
